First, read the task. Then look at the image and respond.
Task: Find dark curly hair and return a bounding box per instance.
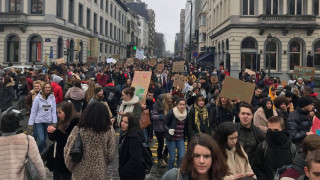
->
[273,96,289,109]
[78,102,111,133]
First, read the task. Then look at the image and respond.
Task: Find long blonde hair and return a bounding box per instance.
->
[163,93,174,116]
[216,97,233,111]
[85,81,96,102]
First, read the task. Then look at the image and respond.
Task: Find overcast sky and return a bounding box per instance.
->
[142,0,186,53]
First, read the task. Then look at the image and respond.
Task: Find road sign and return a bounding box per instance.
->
[50,47,53,58]
[45,38,51,42]
[192,51,199,58]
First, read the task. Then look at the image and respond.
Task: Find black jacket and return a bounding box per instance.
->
[164,109,188,141]
[115,73,126,85]
[286,108,313,146]
[0,85,14,111]
[187,107,212,139]
[48,117,79,173]
[207,104,236,130]
[118,128,145,180]
[251,95,261,111]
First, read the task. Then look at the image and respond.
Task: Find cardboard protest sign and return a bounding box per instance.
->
[127,58,134,64]
[156,63,164,72]
[116,62,123,68]
[56,58,66,65]
[112,55,120,59]
[311,116,320,136]
[245,69,256,76]
[219,76,256,104]
[293,66,315,81]
[149,58,157,67]
[173,75,186,89]
[172,61,185,72]
[131,71,152,105]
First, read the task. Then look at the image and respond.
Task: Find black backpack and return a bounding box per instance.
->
[103,86,119,105]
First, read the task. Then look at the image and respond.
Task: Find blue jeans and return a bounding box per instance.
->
[116,84,124,93]
[33,123,49,153]
[166,139,185,170]
[143,129,149,144]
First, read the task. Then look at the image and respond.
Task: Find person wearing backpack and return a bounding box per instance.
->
[103,79,121,117]
[118,112,146,180]
[253,116,298,180]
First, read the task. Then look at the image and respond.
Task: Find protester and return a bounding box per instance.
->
[28,82,57,153]
[293,78,305,96]
[63,76,74,95]
[16,76,29,110]
[0,76,14,112]
[51,81,63,104]
[64,102,116,179]
[251,87,263,110]
[25,80,43,114]
[213,122,255,179]
[88,86,104,104]
[274,96,290,125]
[165,98,188,170]
[64,79,85,112]
[118,112,145,180]
[161,133,231,180]
[0,108,46,180]
[253,116,297,179]
[47,102,79,179]
[287,96,314,146]
[254,98,278,134]
[297,149,320,180]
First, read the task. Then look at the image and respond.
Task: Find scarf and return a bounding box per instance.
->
[173,107,187,121]
[194,104,208,133]
[117,96,140,125]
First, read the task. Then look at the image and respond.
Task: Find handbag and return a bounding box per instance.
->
[139,109,151,129]
[70,127,83,163]
[25,135,39,180]
[40,141,56,171]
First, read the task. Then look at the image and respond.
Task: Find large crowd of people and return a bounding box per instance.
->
[0,60,320,180]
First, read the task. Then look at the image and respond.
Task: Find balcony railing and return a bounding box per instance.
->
[0,12,27,24]
[259,14,316,21]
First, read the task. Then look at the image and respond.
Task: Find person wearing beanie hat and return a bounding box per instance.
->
[287,96,314,146]
[187,94,211,140]
[88,87,104,105]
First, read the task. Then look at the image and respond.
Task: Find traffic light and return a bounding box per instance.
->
[133,46,137,50]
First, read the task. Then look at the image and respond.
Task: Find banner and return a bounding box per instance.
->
[219,76,256,104]
[106,58,116,64]
[112,55,120,59]
[135,49,144,60]
[172,61,185,72]
[116,62,123,68]
[173,74,186,89]
[149,58,157,67]
[156,63,164,72]
[56,58,66,65]
[311,116,320,135]
[131,71,152,105]
[127,58,134,64]
[293,66,315,81]
[245,69,255,76]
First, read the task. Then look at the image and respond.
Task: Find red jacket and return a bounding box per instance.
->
[51,82,63,104]
[100,74,110,87]
[26,78,33,90]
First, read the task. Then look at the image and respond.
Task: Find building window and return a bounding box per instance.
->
[289,40,302,70]
[100,17,103,35]
[94,0,97,4]
[288,0,306,15]
[242,0,254,15]
[226,39,229,51]
[100,43,103,52]
[9,0,21,12]
[79,41,83,62]
[105,20,108,37]
[69,0,74,22]
[78,4,83,26]
[241,37,258,71]
[314,0,319,15]
[31,0,43,14]
[314,41,320,69]
[100,0,103,9]
[266,0,279,14]
[57,37,63,59]
[265,40,278,70]
[70,39,74,62]
[118,11,121,22]
[87,9,91,29]
[56,0,63,17]
[94,13,97,32]
[106,0,109,13]
[114,26,117,40]
[114,7,117,19]
[110,23,113,39]
[110,4,113,17]
[110,45,112,53]
[6,35,19,62]
[29,35,42,62]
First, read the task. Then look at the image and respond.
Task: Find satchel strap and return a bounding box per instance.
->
[25,135,30,158]
[176,168,180,180]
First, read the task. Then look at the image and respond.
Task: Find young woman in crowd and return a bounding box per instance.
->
[117,87,142,127]
[274,96,290,125]
[164,98,188,170]
[84,81,96,104]
[0,108,46,180]
[118,112,145,180]
[0,76,14,112]
[88,87,104,104]
[28,82,57,153]
[213,122,256,179]
[161,133,231,180]
[254,97,278,134]
[64,79,85,112]
[47,102,79,180]
[64,102,116,179]
[25,80,43,114]
[152,93,173,167]
[16,76,29,110]
[187,94,211,140]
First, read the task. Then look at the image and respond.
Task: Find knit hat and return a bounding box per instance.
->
[194,94,204,103]
[94,87,103,94]
[298,96,313,108]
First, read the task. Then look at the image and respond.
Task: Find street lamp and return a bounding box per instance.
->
[188,0,193,63]
[267,34,272,77]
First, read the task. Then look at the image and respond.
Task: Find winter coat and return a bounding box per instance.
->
[64,126,116,180]
[48,117,79,173]
[63,83,73,95]
[164,108,188,141]
[225,146,255,179]
[0,83,14,111]
[286,108,313,146]
[51,74,63,84]
[207,104,236,130]
[24,90,39,111]
[116,73,126,85]
[28,93,57,125]
[99,74,110,87]
[253,107,278,134]
[161,168,234,180]
[152,95,165,132]
[17,83,29,96]
[251,95,261,111]
[51,82,63,104]
[0,134,46,180]
[280,151,306,180]
[187,107,211,139]
[64,86,85,101]
[118,128,145,180]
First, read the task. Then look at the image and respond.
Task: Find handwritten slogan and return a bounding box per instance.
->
[172,61,185,72]
[293,66,315,81]
[131,71,152,105]
[173,75,186,89]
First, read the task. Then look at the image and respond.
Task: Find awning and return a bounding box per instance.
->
[197,52,214,62]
